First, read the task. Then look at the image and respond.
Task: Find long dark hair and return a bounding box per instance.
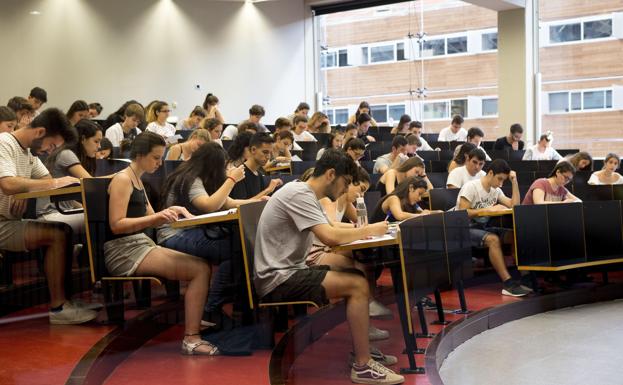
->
[452,142,476,166]
[548,160,576,178]
[46,119,101,175]
[383,176,428,213]
[161,142,227,209]
[227,131,253,165]
[66,100,89,121]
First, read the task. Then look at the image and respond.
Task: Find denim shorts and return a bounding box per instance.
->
[469,224,511,248]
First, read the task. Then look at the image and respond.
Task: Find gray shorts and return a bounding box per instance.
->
[104,233,159,276]
[0,220,33,252]
[469,225,510,248]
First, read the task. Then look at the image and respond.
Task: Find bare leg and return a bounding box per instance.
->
[322,271,370,365]
[484,234,511,282]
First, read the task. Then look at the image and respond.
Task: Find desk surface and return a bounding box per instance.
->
[171,209,239,228]
[333,232,399,252]
[264,165,291,174]
[14,185,82,200]
[476,208,513,217]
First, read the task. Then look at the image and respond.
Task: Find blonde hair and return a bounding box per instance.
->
[188,128,211,142]
[308,111,330,133]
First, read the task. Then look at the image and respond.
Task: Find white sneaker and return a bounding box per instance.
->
[49,301,98,325]
[368,325,390,341]
[351,359,405,384]
[369,299,393,320]
[350,346,398,366]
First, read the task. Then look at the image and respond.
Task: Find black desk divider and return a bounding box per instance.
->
[583,201,623,262]
[311,133,332,149]
[438,150,454,161]
[443,211,473,284]
[508,150,526,161]
[613,185,623,201]
[111,147,130,159]
[547,203,585,266]
[509,160,539,172]
[290,161,315,175]
[427,172,448,188]
[574,184,613,202]
[534,171,549,179]
[421,133,439,142]
[364,191,382,223]
[296,141,318,161]
[557,149,579,157]
[448,141,463,150]
[572,170,592,186]
[163,160,183,176]
[370,150,385,160]
[417,151,439,161]
[369,173,381,191]
[427,142,450,151]
[264,124,275,133]
[428,188,459,211]
[592,159,604,170]
[174,130,192,140]
[515,171,536,186]
[429,160,449,173]
[489,150,509,161]
[537,160,558,172]
[481,141,495,151]
[95,159,130,176]
[514,205,551,267]
[360,161,374,174]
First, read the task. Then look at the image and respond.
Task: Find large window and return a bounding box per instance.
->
[324,108,349,125]
[422,99,468,121]
[548,89,613,113]
[546,16,614,45]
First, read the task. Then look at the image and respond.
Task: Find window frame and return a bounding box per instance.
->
[421,98,469,121]
[546,88,615,114]
[543,13,616,47]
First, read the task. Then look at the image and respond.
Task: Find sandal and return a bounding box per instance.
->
[181,335,220,356]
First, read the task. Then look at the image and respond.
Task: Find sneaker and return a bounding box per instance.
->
[369,325,390,341]
[519,275,535,292]
[369,299,393,320]
[350,346,398,366]
[501,280,531,297]
[351,359,405,385]
[49,302,98,325]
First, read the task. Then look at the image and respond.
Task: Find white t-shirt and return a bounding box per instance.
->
[588,172,623,185]
[447,165,486,188]
[454,144,491,161]
[418,136,434,151]
[522,145,562,161]
[221,125,238,140]
[438,126,468,142]
[145,121,176,139]
[457,179,505,210]
[292,131,317,142]
[105,123,142,147]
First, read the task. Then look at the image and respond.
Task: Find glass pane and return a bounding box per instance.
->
[397,42,405,61]
[571,92,582,111]
[335,108,349,125]
[338,49,348,67]
[447,36,467,54]
[606,90,612,108]
[370,105,388,123]
[549,92,569,112]
[422,39,445,57]
[325,52,336,68]
[362,47,369,65]
[370,45,395,63]
[320,52,328,69]
[482,32,497,50]
[388,105,406,122]
[549,23,581,43]
[324,110,334,124]
[451,99,468,117]
[584,19,612,40]
[583,91,605,110]
[423,102,449,120]
[482,98,498,116]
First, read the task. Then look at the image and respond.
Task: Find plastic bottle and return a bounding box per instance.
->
[355,197,368,228]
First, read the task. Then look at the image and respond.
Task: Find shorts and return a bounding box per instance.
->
[261,265,331,306]
[104,233,159,276]
[0,220,31,252]
[469,224,511,248]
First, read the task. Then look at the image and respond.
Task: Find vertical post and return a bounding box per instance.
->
[431,288,450,325]
[415,301,435,338]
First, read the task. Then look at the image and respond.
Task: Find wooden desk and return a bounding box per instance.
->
[264,165,291,175]
[475,208,513,217]
[171,209,239,228]
[332,232,399,252]
[14,185,82,200]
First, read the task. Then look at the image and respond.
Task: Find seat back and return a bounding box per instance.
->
[95,159,130,176]
[82,178,113,283]
[428,188,460,211]
[291,161,316,175]
[237,200,268,309]
[296,141,318,161]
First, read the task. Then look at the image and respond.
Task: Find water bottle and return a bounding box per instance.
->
[356,197,368,228]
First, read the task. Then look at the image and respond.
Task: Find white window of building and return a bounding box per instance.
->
[544,14,616,46]
[482,98,498,116]
[481,32,498,51]
[547,89,614,113]
[324,108,349,125]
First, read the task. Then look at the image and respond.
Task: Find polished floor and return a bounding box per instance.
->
[440,299,623,385]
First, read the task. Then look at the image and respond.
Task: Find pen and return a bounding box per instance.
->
[384,214,390,222]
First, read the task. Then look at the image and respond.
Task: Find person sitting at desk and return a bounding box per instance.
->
[0,106,17,133]
[199,118,223,147]
[176,106,206,131]
[105,103,144,147]
[409,121,436,151]
[107,132,214,354]
[456,159,528,297]
[377,157,432,196]
[202,93,225,124]
[453,127,491,161]
[343,123,359,145]
[343,137,366,166]
[166,129,210,161]
[448,142,476,173]
[563,151,592,171]
[145,101,176,141]
[494,123,524,151]
[523,161,581,204]
[0,108,98,324]
[372,176,438,222]
[97,137,113,159]
[227,131,253,168]
[158,142,253,330]
[446,147,486,189]
[390,114,411,135]
[348,101,378,127]
[254,149,403,385]
[316,130,345,160]
[589,153,623,185]
[230,133,282,200]
[292,115,316,142]
[355,113,376,144]
[373,135,408,175]
[522,133,562,161]
[269,130,293,166]
[437,115,467,142]
[66,100,89,126]
[308,111,331,134]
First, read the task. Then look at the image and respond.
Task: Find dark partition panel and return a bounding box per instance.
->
[547,203,586,266]
[428,188,459,211]
[427,142,450,151]
[417,151,440,161]
[438,150,454,161]
[290,161,316,175]
[481,141,495,151]
[515,171,536,186]
[574,185,613,202]
[430,160,449,172]
[508,150,526,161]
[489,150,509,161]
[443,211,473,284]
[513,205,550,267]
[364,191,382,223]
[509,161,539,172]
[538,160,558,172]
[614,185,623,201]
[421,133,439,142]
[312,133,332,149]
[296,141,318,161]
[583,201,623,262]
[427,172,448,188]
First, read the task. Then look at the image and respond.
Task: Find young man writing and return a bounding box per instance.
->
[254,149,404,384]
[373,135,408,174]
[446,148,487,188]
[0,108,98,323]
[230,133,283,200]
[456,159,529,297]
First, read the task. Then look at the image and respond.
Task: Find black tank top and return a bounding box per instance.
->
[107,185,147,240]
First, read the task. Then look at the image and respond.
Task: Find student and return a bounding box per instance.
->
[409,121,434,151]
[227,131,253,167]
[104,100,143,130]
[522,133,562,161]
[456,159,527,297]
[202,93,225,123]
[356,113,376,144]
[453,127,491,161]
[247,104,268,132]
[37,119,103,233]
[269,130,294,166]
[373,136,408,174]
[199,118,223,146]
[308,112,331,134]
[105,103,144,147]
[588,153,623,185]
[292,115,316,142]
[236,121,259,137]
[88,103,103,119]
[221,110,264,140]
[177,106,206,131]
[343,123,359,144]
[97,137,113,159]
[378,157,432,196]
[348,101,379,126]
[390,114,411,135]
[273,117,293,135]
[446,148,486,189]
[343,138,366,165]
[106,132,215,354]
[494,123,524,151]
[230,133,283,200]
[372,176,437,222]
[523,161,581,204]
[145,101,176,140]
[0,106,17,133]
[288,102,310,121]
[66,100,90,126]
[0,108,97,324]
[316,130,345,160]
[564,151,592,171]
[28,87,48,114]
[254,149,403,385]
[448,142,477,173]
[437,115,467,142]
[7,96,35,129]
[166,129,211,161]
[404,133,421,157]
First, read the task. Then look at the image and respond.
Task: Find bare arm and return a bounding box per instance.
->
[385,171,397,194]
[311,221,387,247]
[497,171,520,207]
[166,145,181,161]
[384,196,422,221]
[0,175,78,195]
[458,196,490,218]
[320,197,354,228]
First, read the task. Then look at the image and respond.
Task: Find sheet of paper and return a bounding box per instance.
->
[342,233,396,246]
[176,208,237,222]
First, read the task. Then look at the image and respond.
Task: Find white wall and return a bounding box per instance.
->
[0,0,308,123]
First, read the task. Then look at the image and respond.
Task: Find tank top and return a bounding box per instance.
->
[107,185,148,240]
